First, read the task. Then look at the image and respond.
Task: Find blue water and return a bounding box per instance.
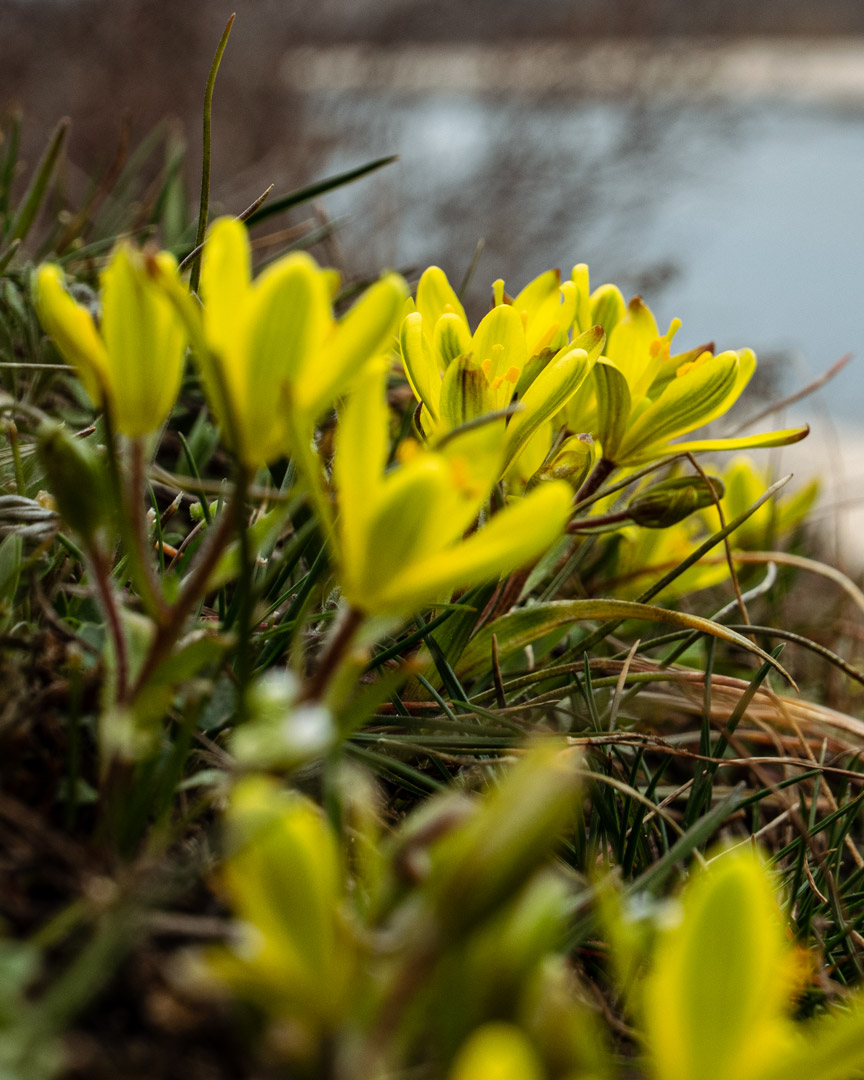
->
[298,94,864,422]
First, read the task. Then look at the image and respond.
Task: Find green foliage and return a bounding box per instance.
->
[3,26,864,1080]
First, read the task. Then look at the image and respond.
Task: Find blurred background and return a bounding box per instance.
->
[3,0,864,551]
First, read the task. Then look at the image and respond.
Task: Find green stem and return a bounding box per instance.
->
[300,605,365,703]
[128,437,171,624]
[129,498,236,699]
[88,545,128,704]
[189,13,235,295]
[232,462,253,721]
[101,412,165,624]
[6,420,25,493]
[573,455,616,505]
[566,509,632,533]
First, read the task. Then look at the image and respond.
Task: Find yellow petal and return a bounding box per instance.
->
[101,245,187,437]
[593,357,632,462]
[503,346,592,472]
[615,351,739,463]
[641,425,810,461]
[32,263,109,406]
[401,310,442,423]
[449,1024,545,1080]
[471,304,528,409]
[416,265,469,335]
[240,250,331,461]
[644,848,794,1080]
[432,310,472,367]
[590,282,627,337]
[334,360,389,581]
[199,216,252,353]
[512,268,576,356]
[371,482,571,615]
[439,353,494,430]
[300,271,407,418]
[344,455,454,611]
[605,295,660,398]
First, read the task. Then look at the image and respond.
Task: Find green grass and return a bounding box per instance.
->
[2,42,864,1079]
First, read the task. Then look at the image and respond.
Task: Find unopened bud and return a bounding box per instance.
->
[537,434,594,489]
[628,475,724,529]
[36,422,110,541]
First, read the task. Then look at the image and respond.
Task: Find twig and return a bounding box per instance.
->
[730,352,853,434]
[178,181,273,273]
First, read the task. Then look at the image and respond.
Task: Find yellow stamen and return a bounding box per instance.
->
[504,365,520,385]
[649,337,671,362]
[676,351,713,378]
[481,357,492,377]
[534,323,558,354]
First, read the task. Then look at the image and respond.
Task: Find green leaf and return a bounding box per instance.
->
[0,533,22,630]
[455,598,794,686]
[8,117,69,243]
[244,155,398,228]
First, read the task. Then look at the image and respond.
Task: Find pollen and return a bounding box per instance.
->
[504,365,520,385]
[649,337,671,362]
[481,358,492,377]
[676,351,713,378]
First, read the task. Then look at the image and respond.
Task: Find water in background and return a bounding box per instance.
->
[7,22,864,551]
[294,91,864,424]
[278,61,864,559]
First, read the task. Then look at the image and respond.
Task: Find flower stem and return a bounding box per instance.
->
[573,455,616,505]
[127,437,171,625]
[232,463,254,722]
[129,497,236,699]
[301,605,365,703]
[88,545,128,704]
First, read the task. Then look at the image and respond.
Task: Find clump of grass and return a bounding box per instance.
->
[2,18,864,1080]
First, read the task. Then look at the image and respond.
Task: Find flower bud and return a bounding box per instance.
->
[628,475,724,529]
[425,744,580,933]
[230,671,335,771]
[36,422,111,541]
[536,433,594,489]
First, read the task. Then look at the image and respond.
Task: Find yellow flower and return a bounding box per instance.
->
[333,361,572,617]
[643,848,796,1080]
[448,1024,545,1080]
[33,245,187,437]
[202,776,353,1023]
[589,294,807,466]
[399,266,602,478]
[197,216,408,466]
